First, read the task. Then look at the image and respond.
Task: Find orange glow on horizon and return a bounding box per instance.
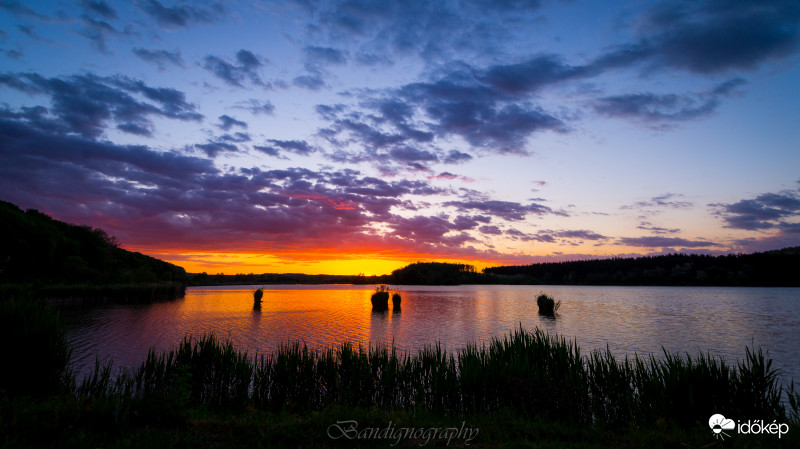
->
[131,248,496,276]
[128,240,675,277]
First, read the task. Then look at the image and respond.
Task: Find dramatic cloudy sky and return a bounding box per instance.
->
[1,0,799,274]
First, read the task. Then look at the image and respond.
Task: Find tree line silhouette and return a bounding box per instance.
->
[483,249,800,286]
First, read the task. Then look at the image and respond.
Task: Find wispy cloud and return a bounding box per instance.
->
[133,48,185,70]
[622,194,694,211]
[137,0,227,30]
[617,236,721,249]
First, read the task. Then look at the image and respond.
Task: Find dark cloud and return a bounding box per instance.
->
[78,15,132,52]
[235,99,275,115]
[255,139,316,157]
[201,50,266,88]
[305,46,347,66]
[622,193,694,210]
[618,236,720,248]
[236,49,259,68]
[637,222,680,235]
[390,215,454,241]
[388,147,438,163]
[633,1,800,74]
[293,45,347,91]
[289,0,545,66]
[17,25,48,42]
[293,71,326,90]
[444,150,473,164]
[444,199,565,221]
[117,122,152,136]
[315,62,569,162]
[219,132,250,143]
[1,48,23,60]
[195,140,239,157]
[594,79,745,124]
[133,48,185,70]
[217,114,247,131]
[78,0,125,51]
[315,103,347,120]
[510,229,609,243]
[453,215,480,231]
[594,92,714,122]
[713,190,800,231]
[478,225,503,235]
[477,54,591,95]
[80,0,117,19]
[252,145,281,158]
[300,1,795,151]
[468,0,541,11]
[553,230,609,241]
[0,1,49,20]
[316,78,565,170]
[0,116,387,254]
[398,78,566,153]
[511,230,555,243]
[0,116,216,208]
[779,221,800,234]
[429,172,474,183]
[0,72,202,138]
[137,0,226,29]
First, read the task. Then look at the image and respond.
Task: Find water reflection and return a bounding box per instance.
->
[61,285,800,386]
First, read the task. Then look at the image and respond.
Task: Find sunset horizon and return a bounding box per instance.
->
[2,1,798,276]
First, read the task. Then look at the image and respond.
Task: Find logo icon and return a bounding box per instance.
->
[709,414,735,440]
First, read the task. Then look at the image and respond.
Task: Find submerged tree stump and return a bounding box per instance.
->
[392,293,401,310]
[371,291,389,310]
[253,288,263,309]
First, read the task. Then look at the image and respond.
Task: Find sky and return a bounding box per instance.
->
[1,0,799,275]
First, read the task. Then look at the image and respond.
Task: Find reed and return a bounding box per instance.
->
[536,293,561,316]
[74,326,797,428]
[0,298,73,397]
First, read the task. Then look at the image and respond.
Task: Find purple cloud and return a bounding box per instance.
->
[618,236,720,248]
[218,114,247,131]
[0,72,202,137]
[444,199,565,221]
[713,190,800,231]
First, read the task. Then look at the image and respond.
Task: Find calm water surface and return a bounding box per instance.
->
[62,285,800,385]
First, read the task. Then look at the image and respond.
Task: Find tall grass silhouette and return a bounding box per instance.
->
[73,326,800,427]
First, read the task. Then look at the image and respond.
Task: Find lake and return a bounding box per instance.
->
[62,284,800,386]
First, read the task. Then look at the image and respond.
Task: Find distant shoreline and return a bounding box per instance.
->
[186,246,800,288]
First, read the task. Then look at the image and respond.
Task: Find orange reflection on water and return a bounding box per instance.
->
[176,285,377,355]
[63,285,800,388]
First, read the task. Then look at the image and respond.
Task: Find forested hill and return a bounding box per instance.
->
[390,262,482,285]
[0,200,185,285]
[483,248,800,286]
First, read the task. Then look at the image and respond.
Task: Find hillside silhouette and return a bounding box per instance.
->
[0,200,185,292]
